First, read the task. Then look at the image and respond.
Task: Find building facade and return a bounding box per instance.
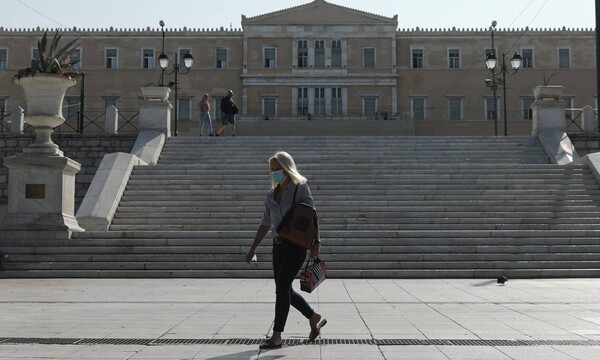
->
[0,0,596,135]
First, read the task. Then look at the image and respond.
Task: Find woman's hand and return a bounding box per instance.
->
[310,242,320,257]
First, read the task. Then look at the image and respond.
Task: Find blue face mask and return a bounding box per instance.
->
[271,170,286,183]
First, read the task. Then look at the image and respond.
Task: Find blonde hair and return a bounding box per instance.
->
[269,151,307,189]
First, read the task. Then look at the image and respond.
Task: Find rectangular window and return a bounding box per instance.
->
[486,98,498,120]
[104,97,118,110]
[0,49,7,69]
[314,88,325,116]
[314,40,325,68]
[564,98,573,120]
[521,48,534,68]
[448,98,462,120]
[298,40,308,68]
[32,48,39,61]
[448,48,460,69]
[559,48,570,68]
[522,97,534,120]
[105,48,118,69]
[263,98,276,117]
[0,98,7,129]
[364,98,377,117]
[0,98,7,117]
[264,48,276,68]
[484,48,496,68]
[331,40,342,68]
[331,87,342,115]
[71,48,81,69]
[297,87,308,116]
[364,47,375,68]
[177,98,192,121]
[412,48,423,69]
[213,97,222,121]
[62,97,80,122]
[216,48,227,69]
[142,48,155,69]
[179,48,192,67]
[411,98,425,120]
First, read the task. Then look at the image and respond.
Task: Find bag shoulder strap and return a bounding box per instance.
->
[291,184,299,205]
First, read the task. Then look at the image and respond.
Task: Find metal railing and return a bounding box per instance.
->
[0,111,10,133]
[565,107,599,134]
[55,110,139,134]
[1,110,140,136]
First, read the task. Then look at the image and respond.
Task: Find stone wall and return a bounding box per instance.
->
[0,134,137,210]
[569,134,600,156]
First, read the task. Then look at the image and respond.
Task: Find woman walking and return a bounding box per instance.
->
[246,151,327,349]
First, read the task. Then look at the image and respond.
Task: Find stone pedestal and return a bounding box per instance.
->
[139,87,172,137]
[531,86,566,137]
[2,154,84,232]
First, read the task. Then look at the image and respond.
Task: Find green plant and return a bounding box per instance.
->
[542,70,559,86]
[13,30,81,81]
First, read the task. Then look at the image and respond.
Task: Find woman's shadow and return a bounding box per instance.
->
[205,342,306,359]
[204,349,282,359]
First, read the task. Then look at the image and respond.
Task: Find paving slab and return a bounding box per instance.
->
[0,278,599,359]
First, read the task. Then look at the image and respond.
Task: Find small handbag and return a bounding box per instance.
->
[300,256,327,293]
[277,185,318,250]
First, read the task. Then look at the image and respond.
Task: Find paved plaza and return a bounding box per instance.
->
[0,278,599,359]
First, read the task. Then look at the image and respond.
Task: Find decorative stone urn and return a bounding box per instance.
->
[15,74,76,155]
[141,86,171,101]
[532,85,564,100]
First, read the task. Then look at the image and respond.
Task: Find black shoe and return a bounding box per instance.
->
[209,133,214,136]
[259,339,282,349]
[215,133,220,136]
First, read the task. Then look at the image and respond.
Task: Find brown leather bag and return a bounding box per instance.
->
[277,185,318,249]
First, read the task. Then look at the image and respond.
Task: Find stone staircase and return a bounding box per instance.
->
[3,136,600,278]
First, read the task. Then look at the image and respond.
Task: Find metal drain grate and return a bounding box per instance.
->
[0,337,598,347]
[151,338,227,345]
[75,338,154,345]
[0,338,79,345]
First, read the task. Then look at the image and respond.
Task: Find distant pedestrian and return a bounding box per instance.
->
[215,90,238,136]
[199,93,213,136]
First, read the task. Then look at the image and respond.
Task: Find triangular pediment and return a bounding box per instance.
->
[242,0,397,26]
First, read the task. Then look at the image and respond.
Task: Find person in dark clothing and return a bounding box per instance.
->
[215,89,237,136]
[246,151,327,349]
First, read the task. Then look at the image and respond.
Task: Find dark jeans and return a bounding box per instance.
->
[272,241,314,332]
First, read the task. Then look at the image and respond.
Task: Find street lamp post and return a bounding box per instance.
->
[159,20,165,87]
[158,21,193,136]
[489,21,498,136]
[485,23,521,136]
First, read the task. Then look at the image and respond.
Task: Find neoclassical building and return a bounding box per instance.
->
[0,0,596,135]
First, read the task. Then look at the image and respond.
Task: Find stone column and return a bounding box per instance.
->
[139,86,172,137]
[582,105,596,135]
[11,106,24,135]
[105,105,118,134]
